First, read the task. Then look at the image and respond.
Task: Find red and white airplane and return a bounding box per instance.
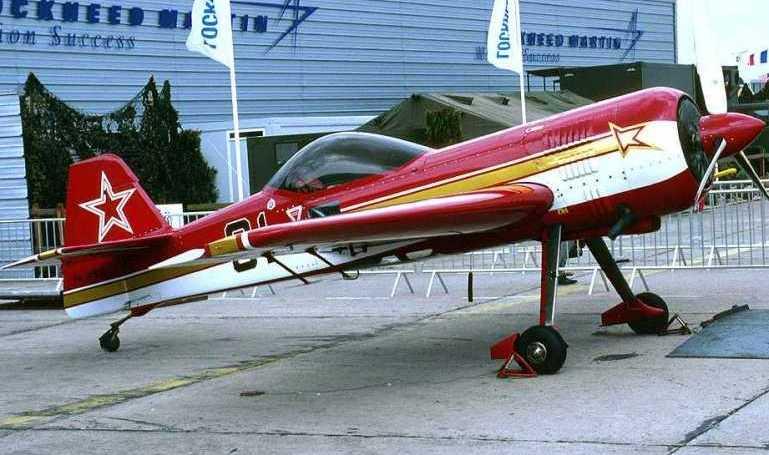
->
[3,87,766,374]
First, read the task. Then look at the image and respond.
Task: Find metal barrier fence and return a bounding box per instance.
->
[416,180,769,272]
[0,218,64,279]
[2,179,769,283]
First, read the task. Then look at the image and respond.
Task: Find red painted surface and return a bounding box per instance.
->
[228,184,553,253]
[63,155,176,291]
[601,299,667,327]
[489,333,538,379]
[700,113,766,157]
[58,87,765,297]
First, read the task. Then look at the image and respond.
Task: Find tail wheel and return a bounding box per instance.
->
[99,331,120,352]
[628,292,669,335]
[515,326,568,375]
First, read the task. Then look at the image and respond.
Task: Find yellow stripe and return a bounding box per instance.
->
[63,263,215,308]
[0,359,279,430]
[357,134,620,211]
[37,249,60,261]
[207,236,241,257]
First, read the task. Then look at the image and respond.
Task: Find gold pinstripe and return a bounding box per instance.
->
[63,263,215,308]
[344,124,653,212]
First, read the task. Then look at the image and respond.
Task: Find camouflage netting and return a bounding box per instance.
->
[21,73,218,209]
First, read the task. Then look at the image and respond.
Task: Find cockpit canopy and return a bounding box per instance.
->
[267,132,431,193]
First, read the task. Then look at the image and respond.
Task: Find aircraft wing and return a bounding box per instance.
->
[0,233,173,270]
[157,184,553,268]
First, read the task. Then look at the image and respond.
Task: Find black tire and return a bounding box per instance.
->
[515,326,568,375]
[628,292,669,335]
[99,333,120,352]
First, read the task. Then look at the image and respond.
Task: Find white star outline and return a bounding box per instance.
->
[79,172,136,243]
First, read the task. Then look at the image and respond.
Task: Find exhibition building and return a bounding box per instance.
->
[0,0,677,214]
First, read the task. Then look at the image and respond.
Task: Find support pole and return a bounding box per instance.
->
[519,73,527,125]
[514,2,526,125]
[229,66,245,202]
[226,137,235,202]
[586,237,635,302]
[540,225,563,326]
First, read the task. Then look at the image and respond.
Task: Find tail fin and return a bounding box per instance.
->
[60,154,176,318]
[65,154,171,246]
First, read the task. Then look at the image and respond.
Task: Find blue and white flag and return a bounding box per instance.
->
[186,0,235,69]
[487,0,523,74]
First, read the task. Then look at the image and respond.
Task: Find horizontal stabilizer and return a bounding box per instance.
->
[1,232,173,271]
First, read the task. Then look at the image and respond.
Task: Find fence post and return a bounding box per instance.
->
[467,272,474,302]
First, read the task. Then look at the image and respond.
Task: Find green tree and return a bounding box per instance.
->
[20,73,218,208]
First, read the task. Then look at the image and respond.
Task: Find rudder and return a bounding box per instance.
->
[65,154,171,246]
[62,154,174,318]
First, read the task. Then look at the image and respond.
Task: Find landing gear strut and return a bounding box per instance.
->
[99,314,132,352]
[585,238,670,334]
[493,225,568,376]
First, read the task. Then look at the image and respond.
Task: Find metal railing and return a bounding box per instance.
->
[3,179,769,284]
[415,180,769,272]
[0,218,64,279]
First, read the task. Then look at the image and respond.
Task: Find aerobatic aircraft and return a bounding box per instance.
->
[2,86,766,375]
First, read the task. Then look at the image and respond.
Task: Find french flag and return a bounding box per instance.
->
[749,51,769,66]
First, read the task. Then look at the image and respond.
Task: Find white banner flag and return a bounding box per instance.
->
[186,0,235,69]
[487,0,523,74]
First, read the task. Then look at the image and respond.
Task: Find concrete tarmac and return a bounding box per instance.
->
[1,269,769,454]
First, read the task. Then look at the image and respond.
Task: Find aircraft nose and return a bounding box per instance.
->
[700,113,766,158]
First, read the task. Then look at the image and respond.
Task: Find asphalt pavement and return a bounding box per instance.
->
[1,268,769,454]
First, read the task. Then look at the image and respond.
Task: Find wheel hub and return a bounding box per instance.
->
[526,341,548,364]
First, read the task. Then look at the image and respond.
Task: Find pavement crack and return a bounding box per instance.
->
[0,426,676,448]
[263,372,489,396]
[103,416,183,432]
[0,320,74,338]
[8,426,769,451]
[670,383,769,454]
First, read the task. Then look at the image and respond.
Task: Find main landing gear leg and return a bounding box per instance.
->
[585,237,669,334]
[492,225,568,376]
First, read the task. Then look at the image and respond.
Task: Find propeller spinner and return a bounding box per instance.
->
[695,113,767,208]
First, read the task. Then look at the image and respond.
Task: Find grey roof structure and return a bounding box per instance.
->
[358,91,593,144]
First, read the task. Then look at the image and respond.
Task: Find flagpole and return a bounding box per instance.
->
[226,136,234,202]
[518,70,527,125]
[515,1,527,124]
[229,65,244,202]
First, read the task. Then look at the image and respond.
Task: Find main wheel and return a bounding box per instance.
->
[628,292,669,335]
[515,326,568,375]
[99,332,120,352]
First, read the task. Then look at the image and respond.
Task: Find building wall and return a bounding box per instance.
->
[0,0,677,124]
[0,92,29,220]
[0,91,32,274]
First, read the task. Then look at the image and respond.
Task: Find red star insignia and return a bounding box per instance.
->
[609,123,651,157]
[79,172,136,243]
